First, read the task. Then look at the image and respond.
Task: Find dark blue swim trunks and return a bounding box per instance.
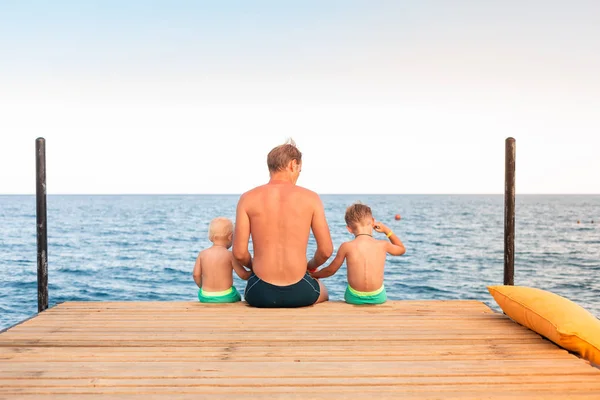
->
[244,272,320,308]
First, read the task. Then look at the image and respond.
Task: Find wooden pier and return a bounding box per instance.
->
[1,300,599,399]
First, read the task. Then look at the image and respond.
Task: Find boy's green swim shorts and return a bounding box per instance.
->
[344,285,387,305]
[198,286,242,303]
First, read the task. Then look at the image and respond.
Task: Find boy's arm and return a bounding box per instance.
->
[310,243,347,279]
[232,255,252,281]
[192,253,202,288]
[232,194,253,268]
[374,221,406,256]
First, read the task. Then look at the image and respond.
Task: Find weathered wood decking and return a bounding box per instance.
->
[1,300,599,399]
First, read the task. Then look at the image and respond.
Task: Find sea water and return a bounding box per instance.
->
[1,194,599,330]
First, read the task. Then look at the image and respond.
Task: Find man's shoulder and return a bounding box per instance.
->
[239,185,266,201]
[241,184,320,199]
[294,185,318,195]
[292,185,322,203]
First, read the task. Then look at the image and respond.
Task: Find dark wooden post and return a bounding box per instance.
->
[36,138,48,312]
[504,137,516,285]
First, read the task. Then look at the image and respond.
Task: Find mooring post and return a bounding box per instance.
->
[36,137,48,312]
[504,137,516,285]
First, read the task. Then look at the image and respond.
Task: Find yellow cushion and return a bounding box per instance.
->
[488,285,600,366]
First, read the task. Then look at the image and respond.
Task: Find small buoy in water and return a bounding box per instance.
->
[394,214,401,221]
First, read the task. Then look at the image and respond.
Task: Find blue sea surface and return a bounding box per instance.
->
[1,195,599,330]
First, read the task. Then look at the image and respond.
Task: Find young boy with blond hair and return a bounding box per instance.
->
[193,217,251,303]
[310,203,406,305]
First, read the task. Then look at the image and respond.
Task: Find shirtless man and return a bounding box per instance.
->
[232,140,333,307]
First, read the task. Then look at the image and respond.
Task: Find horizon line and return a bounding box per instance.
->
[2,193,600,196]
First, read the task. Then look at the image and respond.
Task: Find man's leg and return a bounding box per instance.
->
[315,279,329,304]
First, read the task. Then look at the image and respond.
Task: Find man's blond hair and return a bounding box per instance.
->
[345,203,373,229]
[208,217,233,242]
[267,138,302,173]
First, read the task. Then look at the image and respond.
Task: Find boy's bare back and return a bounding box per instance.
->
[192,217,251,292]
[194,247,238,292]
[341,237,389,292]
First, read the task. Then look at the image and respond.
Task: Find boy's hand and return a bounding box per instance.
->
[373,221,390,235]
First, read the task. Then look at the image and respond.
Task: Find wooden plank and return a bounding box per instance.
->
[0,344,573,362]
[0,394,598,400]
[2,380,600,393]
[2,376,600,390]
[0,300,598,399]
[2,360,597,376]
[0,319,532,329]
[49,300,493,308]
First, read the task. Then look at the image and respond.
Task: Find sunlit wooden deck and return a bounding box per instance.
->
[1,300,599,399]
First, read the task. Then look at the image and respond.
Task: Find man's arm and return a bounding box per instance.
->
[310,243,347,279]
[232,255,252,281]
[374,221,406,256]
[192,253,202,288]
[233,194,253,268]
[307,195,334,271]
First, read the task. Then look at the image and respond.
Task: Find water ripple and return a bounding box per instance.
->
[1,194,599,330]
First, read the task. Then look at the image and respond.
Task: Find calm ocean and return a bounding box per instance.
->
[1,194,599,330]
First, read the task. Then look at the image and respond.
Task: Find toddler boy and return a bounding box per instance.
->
[193,217,251,303]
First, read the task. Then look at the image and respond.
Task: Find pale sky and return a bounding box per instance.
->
[1,1,599,194]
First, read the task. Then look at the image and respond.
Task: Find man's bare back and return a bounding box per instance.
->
[236,182,328,285]
[233,140,333,307]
